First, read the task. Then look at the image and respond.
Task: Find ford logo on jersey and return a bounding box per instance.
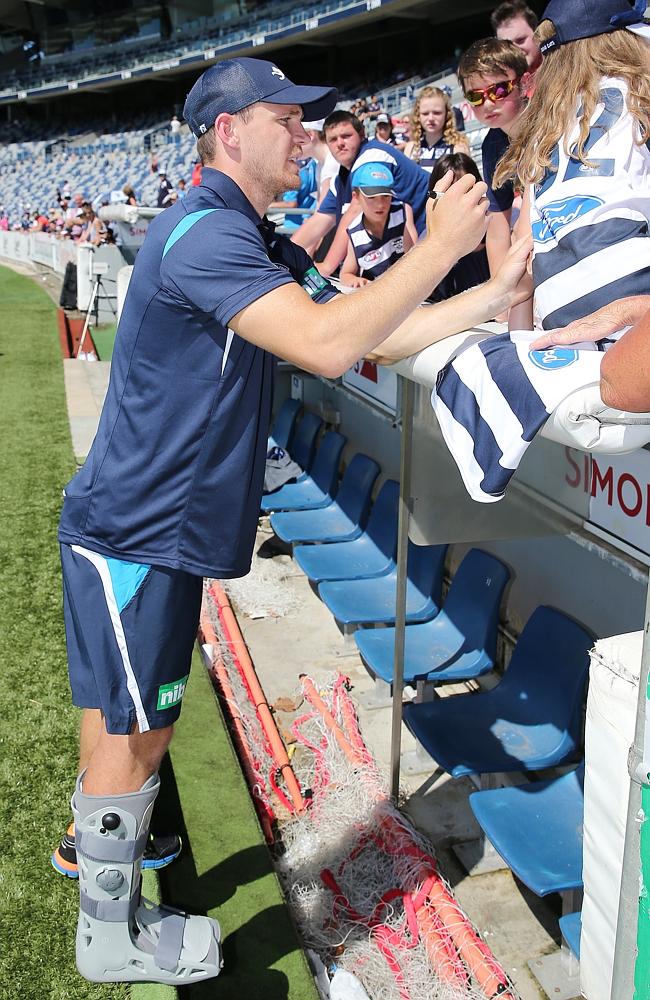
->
[532,195,604,244]
[528,347,579,370]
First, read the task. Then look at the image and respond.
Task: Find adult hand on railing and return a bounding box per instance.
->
[531,296,650,350]
[425,170,490,262]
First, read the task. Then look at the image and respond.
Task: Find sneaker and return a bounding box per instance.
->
[51,822,182,878]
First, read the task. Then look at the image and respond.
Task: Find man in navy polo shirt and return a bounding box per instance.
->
[291,109,430,258]
[57,55,527,986]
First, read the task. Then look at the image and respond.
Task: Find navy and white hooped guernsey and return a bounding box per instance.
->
[532,77,650,331]
[347,200,407,280]
[58,168,337,578]
[413,136,454,174]
[431,332,603,503]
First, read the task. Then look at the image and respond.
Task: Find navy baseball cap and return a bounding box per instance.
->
[540,0,650,54]
[183,57,338,137]
[351,162,394,196]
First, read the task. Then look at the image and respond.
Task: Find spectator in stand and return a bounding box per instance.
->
[170,114,181,133]
[458,38,528,276]
[177,178,187,200]
[191,159,202,186]
[271,150,320,230]
[356,96,369,121]
[30,210,48,232]
[299,119,339,205]
[374,113,396,145]
[156,169,174,208]
[491,0,542,93]
[78,204,107,246]
[291,109,430,264]
[0,213,9,232]
[365,94,383,120]
[403,87,469,172]
[426,153,490,302]
[339,162,417,287]
[122,184,138,206]
[391,113,410,149]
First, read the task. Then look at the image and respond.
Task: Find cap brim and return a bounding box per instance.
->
[358,186,393,197]
[265,83,338,120]
[626,22,650,40]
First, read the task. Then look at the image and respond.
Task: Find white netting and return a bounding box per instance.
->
[220,550,302,619]
[202,588,519,1000]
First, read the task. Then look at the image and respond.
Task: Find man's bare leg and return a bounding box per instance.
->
[78,708,102,772]
[82,721,173,795]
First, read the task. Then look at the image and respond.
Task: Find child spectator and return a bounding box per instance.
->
[427,153,490,301]
[374,113,396,145]
[403,86,469,172]
[339,162,417,287]
[495,0,650,333]
[458,38,528,275]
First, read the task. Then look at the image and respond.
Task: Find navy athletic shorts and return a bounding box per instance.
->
[61,543,203,735]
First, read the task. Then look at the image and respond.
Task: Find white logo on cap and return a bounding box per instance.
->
[199,124,207,134]
[271,66,285,80]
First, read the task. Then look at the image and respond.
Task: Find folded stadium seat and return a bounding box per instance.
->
[270,454,380,544]
[260,430,346,513]
[292,476,399,580]
[402,606,593,777]
[559,911,582,959]
[355,548,510,686]
[469,764,584,896]
[318,541,447,628]
[267,397,301,452]
[283,411,322,472]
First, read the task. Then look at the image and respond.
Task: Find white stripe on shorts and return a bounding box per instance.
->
[71,544,150,733]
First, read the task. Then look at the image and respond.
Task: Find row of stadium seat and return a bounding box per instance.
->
[263,399,591,965]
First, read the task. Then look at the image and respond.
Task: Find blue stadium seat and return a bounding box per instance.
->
[559,911,582,959]
[267,397,301,451]
[270,454,380,544]
[286,411,322,472]
[469,764,584,896]
[293,477,399,581]
[402,606,593,777]
[261,431,346,513]
[318,542,447,627]
[355,548,510,685]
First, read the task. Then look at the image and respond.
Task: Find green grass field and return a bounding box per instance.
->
[0,265,316,1000]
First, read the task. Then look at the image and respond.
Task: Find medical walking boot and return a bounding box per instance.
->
[72,772,223,984]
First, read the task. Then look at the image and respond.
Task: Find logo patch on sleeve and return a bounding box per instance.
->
[302,266,329,298]
[157,674,189,710]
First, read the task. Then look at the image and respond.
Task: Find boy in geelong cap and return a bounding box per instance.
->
[340,162,418,286]
[57,54,529,987]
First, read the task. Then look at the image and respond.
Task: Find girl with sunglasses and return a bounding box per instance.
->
[495,0,650,336]
[458,38,529,280]
[403,86,468,173]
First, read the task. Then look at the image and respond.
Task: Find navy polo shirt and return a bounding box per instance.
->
[481,128,514,214]
[59,168,337,578]
[319,139,430,234]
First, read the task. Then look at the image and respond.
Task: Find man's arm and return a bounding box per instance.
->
[600,307,650,411]
[404,203,417,249]
[230,175,508,377]
[290,210,334,253]
[368,233,532,363]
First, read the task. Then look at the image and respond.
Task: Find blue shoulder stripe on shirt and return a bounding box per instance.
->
[162,209,219,259]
